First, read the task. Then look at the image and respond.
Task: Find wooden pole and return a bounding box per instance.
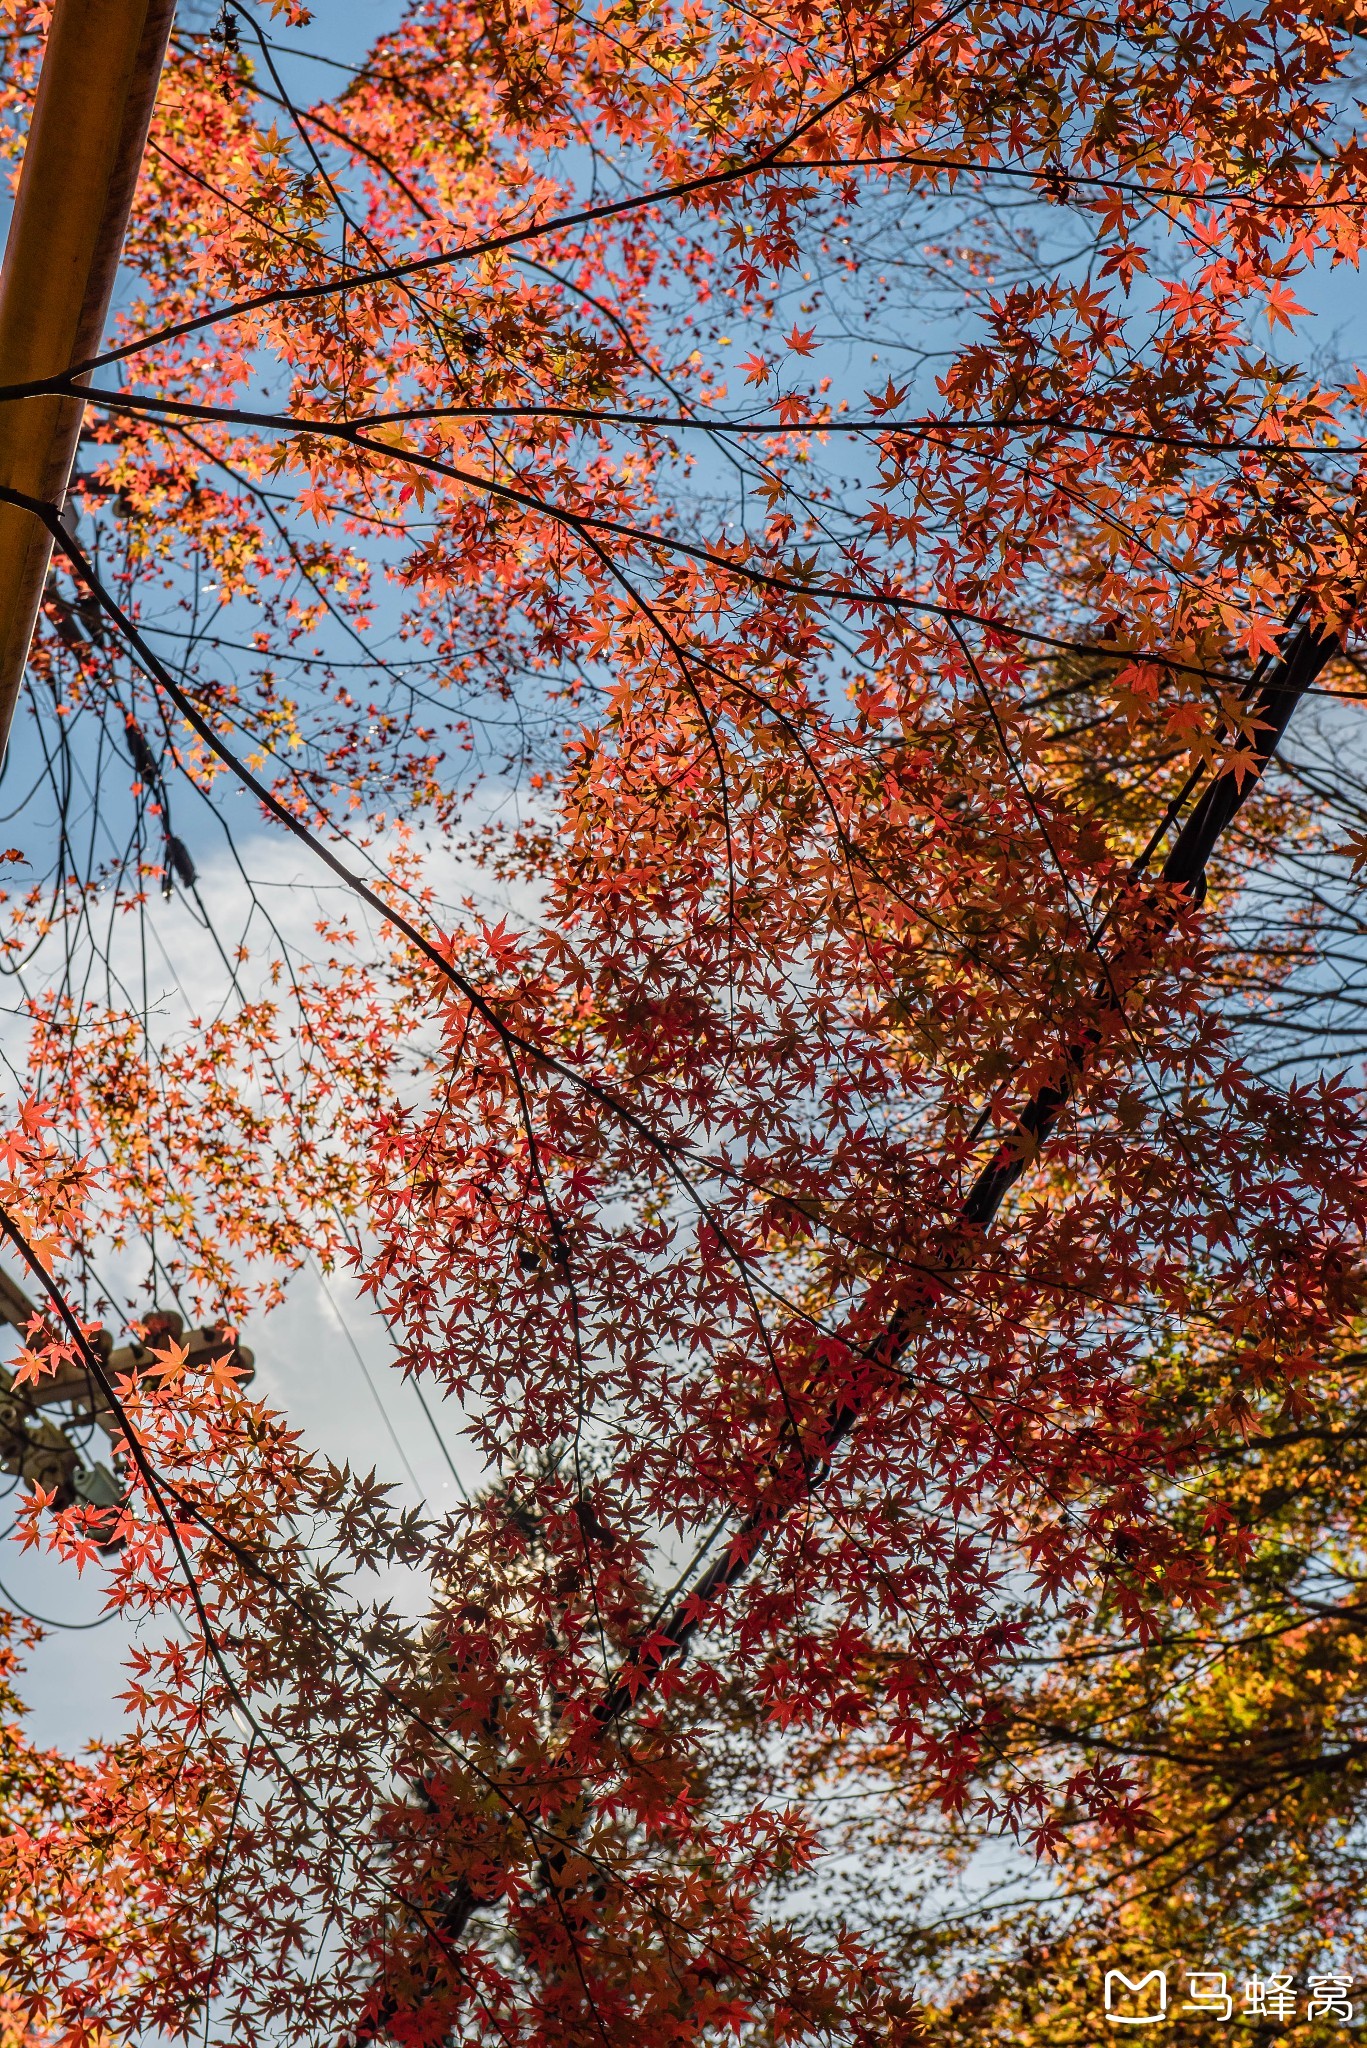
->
[0,0,175,755]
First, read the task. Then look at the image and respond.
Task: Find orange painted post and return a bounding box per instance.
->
[0,0,175,754]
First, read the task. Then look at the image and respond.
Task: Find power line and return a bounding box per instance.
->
[0,1573,116,1630]
[311,1260,426,1501]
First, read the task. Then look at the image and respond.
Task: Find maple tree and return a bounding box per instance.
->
[0,0,1365,2039]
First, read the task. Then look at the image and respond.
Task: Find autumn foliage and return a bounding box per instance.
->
[0,0,1366,2038]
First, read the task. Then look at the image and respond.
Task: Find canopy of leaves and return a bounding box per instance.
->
[0,0,1366,2039]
